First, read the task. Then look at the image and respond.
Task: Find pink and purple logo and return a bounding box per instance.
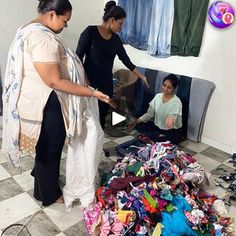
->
[208,1,235,29]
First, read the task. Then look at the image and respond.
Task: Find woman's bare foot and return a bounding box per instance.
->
[56,195,64,204]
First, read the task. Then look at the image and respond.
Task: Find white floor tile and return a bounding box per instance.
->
[13,170,33,192]
[181,140,209,153]
[0,192,41,229]
[0,164,11,181]
[103,137,111,144]
[193,153,221,173]
[43,203,84,231]
[113,135,134,145]
[203,183,228,199]
[0,152,9,164]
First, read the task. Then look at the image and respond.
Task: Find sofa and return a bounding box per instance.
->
[113,67,215,142]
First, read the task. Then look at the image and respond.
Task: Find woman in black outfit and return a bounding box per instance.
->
[76,0,148,129]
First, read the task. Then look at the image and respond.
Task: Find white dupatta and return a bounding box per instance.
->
[2,23,104,210]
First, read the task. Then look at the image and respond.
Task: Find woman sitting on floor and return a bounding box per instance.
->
[128,74,183,144]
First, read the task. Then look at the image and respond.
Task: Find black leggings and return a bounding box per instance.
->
[98,100,110,129]
[136,121,183,145]
[31,91,66,206]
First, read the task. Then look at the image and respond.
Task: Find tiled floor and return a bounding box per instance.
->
[0,118,235,236]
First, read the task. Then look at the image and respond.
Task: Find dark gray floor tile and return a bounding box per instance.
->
[210,164,236,176]
[201,147,231,163]
[1,211,61,236]
[103,141,117,150]
[0,178,24,201]
[64,220,88,236]
[98,157,116,176]
[103,141,119,158]
[178,145,197,156]
[1,156,34,176]
[104,127,127,138]
[224,194,236,208]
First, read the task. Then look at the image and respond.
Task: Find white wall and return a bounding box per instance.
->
[62,0,104,50]
[0,0,104,75]
[0,0,38,74]
[112,0,236,154]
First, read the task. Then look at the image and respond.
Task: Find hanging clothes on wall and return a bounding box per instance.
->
[147,0,174,57]
[118,0,153,50]
[171,0,210,57]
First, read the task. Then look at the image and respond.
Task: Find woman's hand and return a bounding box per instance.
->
[93,90,110,103]
[140,75,150,88]
[107,99,117,110]
[131,68,149,88]
[127,119,138,132]
[166,116,176,129]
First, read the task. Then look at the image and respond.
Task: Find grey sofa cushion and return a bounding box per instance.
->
[187,78,215,141]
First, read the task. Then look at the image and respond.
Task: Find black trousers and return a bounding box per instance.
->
[136,121,183,145]
[31,91,66,206]
[98,100,110,129]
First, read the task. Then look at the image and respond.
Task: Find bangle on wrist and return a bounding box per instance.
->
[92,88,98,97]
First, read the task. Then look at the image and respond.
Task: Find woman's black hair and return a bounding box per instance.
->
[103,0,126,21]
[38,0,72,15]
[163,74,179,89]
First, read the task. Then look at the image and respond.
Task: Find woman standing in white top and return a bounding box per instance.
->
[128,74,183,144]
[2,0,110,206]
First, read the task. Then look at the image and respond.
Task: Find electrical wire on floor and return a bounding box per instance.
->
[1,210,41,236]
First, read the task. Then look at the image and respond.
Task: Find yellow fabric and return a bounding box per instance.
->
[152,223,163,236]
[117,209,136,224]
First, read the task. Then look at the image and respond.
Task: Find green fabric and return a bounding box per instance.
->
[127,162,143,175]
[100,170,122,186]
[165,203,175,212]
[143,189,158,208]
[171,0,210,56]
[196,223,214,235]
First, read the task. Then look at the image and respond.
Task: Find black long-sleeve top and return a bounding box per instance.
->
[76,25,136,96]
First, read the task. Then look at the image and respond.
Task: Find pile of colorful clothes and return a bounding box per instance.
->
[83,141,234,236]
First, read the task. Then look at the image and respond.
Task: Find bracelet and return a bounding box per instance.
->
[92,88,98,98]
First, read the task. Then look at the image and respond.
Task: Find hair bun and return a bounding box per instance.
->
[104,0,116,12]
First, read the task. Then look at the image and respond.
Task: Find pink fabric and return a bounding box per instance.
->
[83,202,103,236]
[100,214,110,236]
[111,217,124,235]
[100,213,124,236]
